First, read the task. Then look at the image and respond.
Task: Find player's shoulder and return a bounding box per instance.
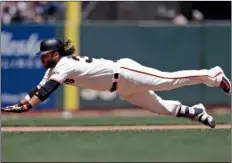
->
[56,56,73,66]
[52,56,74,72]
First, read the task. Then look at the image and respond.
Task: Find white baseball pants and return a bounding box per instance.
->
[116,58,220,115]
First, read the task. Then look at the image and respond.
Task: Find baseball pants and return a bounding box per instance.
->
[116,58,219,115]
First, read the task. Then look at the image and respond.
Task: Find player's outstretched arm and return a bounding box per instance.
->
[0,87,40,113]
[20,87,39,105]
[1,80,60,113]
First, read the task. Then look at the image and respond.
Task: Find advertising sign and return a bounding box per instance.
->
[1,24,57,110]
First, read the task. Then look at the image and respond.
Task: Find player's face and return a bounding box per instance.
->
[40,51,59,69]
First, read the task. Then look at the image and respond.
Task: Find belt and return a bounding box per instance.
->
[109,73,119,92]
[109,60,119,92]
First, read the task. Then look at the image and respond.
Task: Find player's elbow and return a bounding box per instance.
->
[35,80,60,101]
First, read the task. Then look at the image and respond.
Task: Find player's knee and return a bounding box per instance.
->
[159,100,182,116]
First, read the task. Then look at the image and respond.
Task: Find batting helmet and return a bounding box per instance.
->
[36,38,64,56]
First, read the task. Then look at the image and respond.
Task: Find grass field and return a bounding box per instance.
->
[2,113,231,162]
[2,114,231,126]
[2,130,231,162]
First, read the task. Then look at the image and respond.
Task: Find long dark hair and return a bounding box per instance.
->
[59,38,76,56]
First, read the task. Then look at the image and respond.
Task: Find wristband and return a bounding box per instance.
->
[22,101,32,111]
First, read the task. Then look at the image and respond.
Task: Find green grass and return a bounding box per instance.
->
[2,114,231,126]
[2,129,230,162]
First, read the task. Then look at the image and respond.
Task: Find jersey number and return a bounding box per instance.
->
[72,56,93,63]
[64,78,75,84]
[66,56,93,85]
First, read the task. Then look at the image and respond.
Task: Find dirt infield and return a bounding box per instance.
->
[2,124,231,132]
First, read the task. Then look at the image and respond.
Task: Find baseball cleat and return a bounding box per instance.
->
[191,104,216,128]
[177,103,216,128]
[210,66,231,95]
[219,76,231,95]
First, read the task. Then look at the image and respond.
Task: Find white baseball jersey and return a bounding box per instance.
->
[38,55,120,91]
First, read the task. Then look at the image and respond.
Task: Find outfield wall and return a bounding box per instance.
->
[1,22,231,110]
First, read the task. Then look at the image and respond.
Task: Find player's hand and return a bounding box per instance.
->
[1,104,26,113]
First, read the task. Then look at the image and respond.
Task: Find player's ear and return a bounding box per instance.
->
[53,51,60,58]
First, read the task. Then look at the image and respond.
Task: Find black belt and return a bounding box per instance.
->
[109,73,119,92]
[109,60,119,92]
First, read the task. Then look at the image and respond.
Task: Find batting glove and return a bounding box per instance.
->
[1,104,29,113]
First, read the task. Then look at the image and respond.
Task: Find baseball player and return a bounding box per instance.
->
[2,38,231,128]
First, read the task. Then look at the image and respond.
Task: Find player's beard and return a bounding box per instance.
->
[44,59,57,69]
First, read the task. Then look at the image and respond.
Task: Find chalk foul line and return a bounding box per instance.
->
[1,124,231,132]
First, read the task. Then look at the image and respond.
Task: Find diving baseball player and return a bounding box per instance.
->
[2,38,231,128]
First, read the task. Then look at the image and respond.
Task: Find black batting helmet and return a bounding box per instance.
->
[36,38,64,56]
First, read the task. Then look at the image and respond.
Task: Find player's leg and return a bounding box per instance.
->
[118,58,231,94]
[122,90,215,128]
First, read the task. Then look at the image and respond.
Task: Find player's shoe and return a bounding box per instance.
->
[210,66,231,95]
[177,103,216,128]
[190,103,216,128]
